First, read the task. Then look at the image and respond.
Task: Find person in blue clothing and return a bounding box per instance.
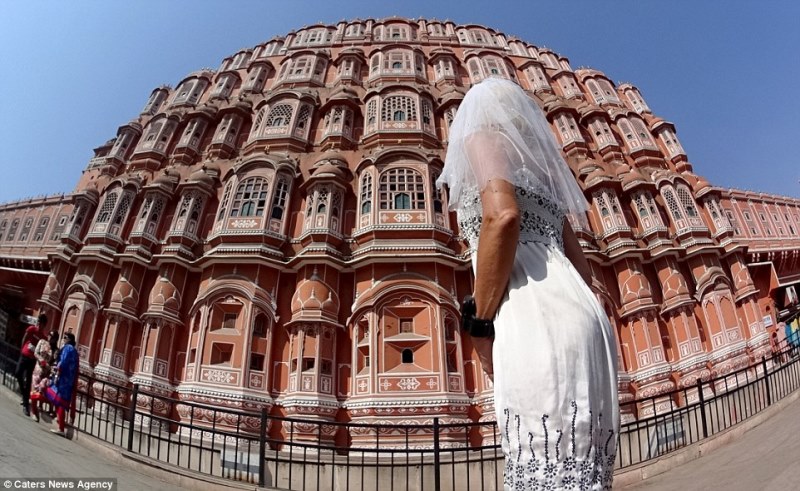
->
[30,332,79,436]
[785,321,800,357]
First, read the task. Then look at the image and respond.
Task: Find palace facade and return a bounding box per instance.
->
[1,18,799,435]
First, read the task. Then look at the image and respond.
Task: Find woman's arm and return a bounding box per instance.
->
[473,179,520,319]
[562,220,592,285]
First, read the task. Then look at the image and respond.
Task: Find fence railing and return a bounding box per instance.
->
[2,336,800,490]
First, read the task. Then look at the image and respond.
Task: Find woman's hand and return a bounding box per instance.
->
[472,336,495,382]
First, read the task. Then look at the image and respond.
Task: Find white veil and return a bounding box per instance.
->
[437,78,588,226]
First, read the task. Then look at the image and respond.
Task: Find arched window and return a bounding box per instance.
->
[109,192,133,234]
[0,219,7,242]
[270,177,289,220]
[663,188,684,221]
[295,105,312,132]
[381,96,416,122]
[96,192,119,224]
[586,80,604,104]
[431,171,443,214]
[266,104,293,127]
[676,185,699,218]
[360,173,372,214]
[173,192,204,235]
[231,177,269,217]
[618,119,642,151]
[401,348,414,364]
[379,168,425,210]
[211,74,236,98]
[631,118,654,147]
[366,99,377,128]
[468,59,482,82]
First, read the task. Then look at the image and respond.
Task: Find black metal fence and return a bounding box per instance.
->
[2,336,800,490]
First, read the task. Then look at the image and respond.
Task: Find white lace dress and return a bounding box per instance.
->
[459,185,620,491]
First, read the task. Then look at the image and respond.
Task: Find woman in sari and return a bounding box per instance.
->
[28,331,58,422]
[31,332,79,436]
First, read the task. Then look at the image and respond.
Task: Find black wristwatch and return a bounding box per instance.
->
[461,295,495,338]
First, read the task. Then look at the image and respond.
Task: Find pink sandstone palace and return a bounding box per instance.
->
[1,18,799,432]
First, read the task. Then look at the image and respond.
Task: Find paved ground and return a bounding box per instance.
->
[0,386,189,490]
[2,376,799,491]
[622,394,800,490]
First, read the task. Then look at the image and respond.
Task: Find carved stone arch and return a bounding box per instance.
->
[193,277,277,319]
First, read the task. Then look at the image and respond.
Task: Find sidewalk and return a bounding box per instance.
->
[622,393,800,490]
[0,386,190,490]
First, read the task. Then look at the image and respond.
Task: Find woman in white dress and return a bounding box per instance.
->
[438,78,619,490]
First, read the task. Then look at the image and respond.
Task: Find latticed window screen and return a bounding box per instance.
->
[593,191,611,217]
[19,218,33,241]
[587,80,604,104]
[663,188,684,220]
[292,57,310,76]
[676,186,698,218]
[315,187,329,214]
[251,107,267,137]
[421,100,433,126]
[591,119,615,146]
[231,177,269,217]
[381,96,416,122]
[139,197,153,219]
[633,192,650,217]
[34,217,49,241]
[295,105,311,130]
[619,120,641,149]
[7,219,19,241]
[632,119,654,145]
[145,197,165,235]
[366,100,377,124]
[379,168,425,210]
[431,172,443,213]
[97,193,119,223]
[49,215,68,241]
[215,115,239,143]
[332,191,342,215]
[111,193,133,227]
[482,57,503,76]
[278,61,290,79]
[271,178,289,219]
[266,104,293,127]
[313,59,326,78]
[445,107,457,129]
[360,173,373,214]
[323,107,339,134]
[600,80,619,102]
[177,193,194,219]
[468,59,482,79]
[384,51,411,70]
[217,181,234,220]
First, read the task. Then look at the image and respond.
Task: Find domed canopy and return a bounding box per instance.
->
[148,276,182,315]
[109,276,139,314]
[290,271,340,323]
[187,167,215,187]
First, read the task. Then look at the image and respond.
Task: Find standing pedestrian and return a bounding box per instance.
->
[15,313,47,416]
[39,332,79,436]
[438,78,619,489]
[28,331,58,422]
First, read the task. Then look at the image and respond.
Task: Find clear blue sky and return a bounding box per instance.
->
[1,0,798,204]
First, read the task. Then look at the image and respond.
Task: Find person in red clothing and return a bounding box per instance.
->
[15,313,47,416]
